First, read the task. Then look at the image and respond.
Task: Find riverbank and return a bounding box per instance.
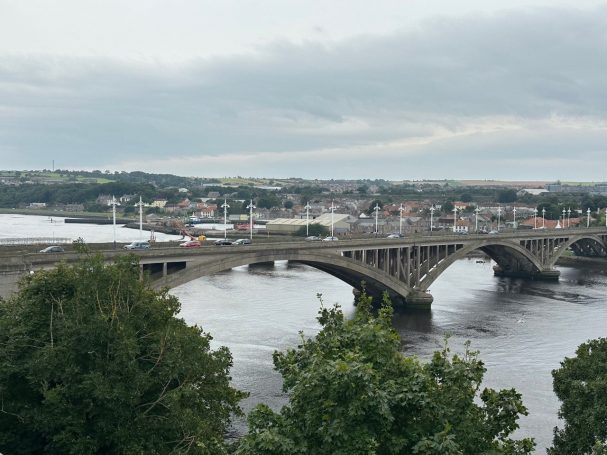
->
[0,207,133,220]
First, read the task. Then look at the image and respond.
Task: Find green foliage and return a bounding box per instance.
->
[497,190,518,203]
[0,255,245,454]
[284,200,294,209]
[236,293,534,455]
[294,223,329,237]
[366,199,383,215]
[549,338,607,455]
[460,192,473,202]
[442,201,455,213]
[257,194,281,209]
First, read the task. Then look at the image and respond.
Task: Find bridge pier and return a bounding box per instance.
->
[405,290,434,310]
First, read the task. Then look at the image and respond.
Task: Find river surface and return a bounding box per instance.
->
[173,259,607,453]
[1,215,606,452]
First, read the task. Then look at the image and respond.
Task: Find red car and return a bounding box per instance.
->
[179,240,201,248]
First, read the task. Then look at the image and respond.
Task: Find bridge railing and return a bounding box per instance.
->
[0,237,73,246]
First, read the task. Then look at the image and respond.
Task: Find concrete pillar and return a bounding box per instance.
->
[162,262,168,277]
[405,290,434,309]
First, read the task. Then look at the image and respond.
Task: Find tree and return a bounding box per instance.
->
[460,192,473,202]
[0,255,245,455]
[284,201,294,209]
[236,294,534,455]
[294,223,329,237]
[366,199,383,215]
[497,189,518,203]
[549,338,607,455]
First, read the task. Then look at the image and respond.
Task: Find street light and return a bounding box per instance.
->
[221,198,230,239]
[533,207,538,229]
[587,208,591,228]
[474,207,480,232]
[497,205,501,232]
[330,201,337,238]
[562,209,566,229]
[399,203,404,236]
[246,199,256,241]
[136,196,144,240]
[304,202,311,236]
[542,207,546,228]
[567,207,571,228]
[513,206,517,229]
[430,206,435,232]
[110,195,117,249]
[373,203,380,235]
[452,206,458,233]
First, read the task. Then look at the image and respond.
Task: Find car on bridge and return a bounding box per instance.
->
[214,239,234,246]
[123,241,150,250]
[305,236,322,241]
[179,240,201,248]
[322,236,339,242]
[387,233,403,239]
[232,238,251,245]
[39,245,65,253]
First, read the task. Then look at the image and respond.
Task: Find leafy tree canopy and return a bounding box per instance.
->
[549,338,607,455]
[0,255,245,455]
[236,294,534,455]
[294,223,329,237]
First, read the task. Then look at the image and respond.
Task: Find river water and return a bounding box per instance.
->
[1,215,606,452]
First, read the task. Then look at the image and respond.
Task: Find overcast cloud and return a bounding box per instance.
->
[1,2,606,179]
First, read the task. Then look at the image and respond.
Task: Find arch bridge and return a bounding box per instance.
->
[1,228,606,309]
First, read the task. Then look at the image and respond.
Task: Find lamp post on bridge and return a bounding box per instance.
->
[542,207,546,229]
[373,203,380,235]
[452,206,458,233]
[330,200,337,238]
[304,202,311,236]
[136,196,144,240]
[513,206,517,229]
[474,207,480,232]
[533,208,538,229]
[562,209,566,229]
[221,198,230,239]
[497,205,501,232]
[587,208,591,228]
[567,208,571,228]
[430,206,435,233]
[399,203,404,236]
[110,195,117,249]
[247,199,256,241]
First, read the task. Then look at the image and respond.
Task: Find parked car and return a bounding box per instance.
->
[232,238,251,245]
[39,245,65,253]
[305,236,322,241]
[123,241,150,250]
[214,239,233,246]
[322,236,339,242]
[179,240,201,248]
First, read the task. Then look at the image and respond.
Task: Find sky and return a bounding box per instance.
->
[1,0,606,180]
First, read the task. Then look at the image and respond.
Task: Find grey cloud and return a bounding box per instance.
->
[1,6,607,178]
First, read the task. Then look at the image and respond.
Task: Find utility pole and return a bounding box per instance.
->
[221,198,230,239]
[247,199,256,241]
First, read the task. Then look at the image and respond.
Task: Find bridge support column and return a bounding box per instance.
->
[405,290,433,310]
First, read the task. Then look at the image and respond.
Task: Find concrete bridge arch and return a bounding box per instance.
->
[152,250,413,305]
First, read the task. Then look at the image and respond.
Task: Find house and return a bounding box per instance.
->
[150,199,167,208]
[453,219,471,233]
